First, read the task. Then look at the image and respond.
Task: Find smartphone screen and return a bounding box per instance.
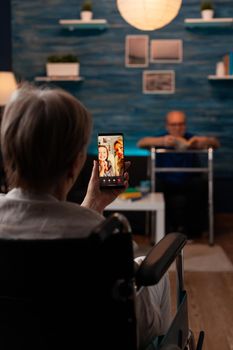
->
[98,133,125,189]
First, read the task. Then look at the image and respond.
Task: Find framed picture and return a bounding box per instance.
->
[125,35,149,67]
[143,70,175,94]
[150,39,183,63]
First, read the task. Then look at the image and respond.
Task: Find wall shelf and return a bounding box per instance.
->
[34,76,84,82]
[208,75,233,80]
[59,19,108,31]
[184,18,233,28]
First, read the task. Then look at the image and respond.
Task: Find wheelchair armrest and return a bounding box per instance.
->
[135,233,187,288]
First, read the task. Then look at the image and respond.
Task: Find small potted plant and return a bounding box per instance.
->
[46,54,80,77]
[80,0,93,21]
[200,1,214,20]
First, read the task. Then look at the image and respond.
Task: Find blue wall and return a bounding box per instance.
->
[12,0,233,177]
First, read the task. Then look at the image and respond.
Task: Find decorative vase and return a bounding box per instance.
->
[216,62,225,77]
[80,11,93,21]
[201,9,214,20]
[46,63,80,77]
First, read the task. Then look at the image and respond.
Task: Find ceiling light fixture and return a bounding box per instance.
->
[116,0,182,31]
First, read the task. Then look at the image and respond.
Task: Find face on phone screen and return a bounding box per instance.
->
[98,133,125,188]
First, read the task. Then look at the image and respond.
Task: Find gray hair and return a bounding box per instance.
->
[1,83,92,190]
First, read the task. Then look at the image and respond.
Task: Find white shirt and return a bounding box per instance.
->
[0,188,104,239]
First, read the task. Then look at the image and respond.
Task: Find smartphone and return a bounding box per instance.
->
[98,133,125,189]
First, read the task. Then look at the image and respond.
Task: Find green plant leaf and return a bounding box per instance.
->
[81,0,92,11]
[47,54,79,63]
[200,1,214,10]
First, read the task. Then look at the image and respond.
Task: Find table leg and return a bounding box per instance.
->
[145,211,150,236]
[156,209,165,243]
[150,211,155,245]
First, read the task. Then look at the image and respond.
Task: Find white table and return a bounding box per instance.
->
[105,193,165,244]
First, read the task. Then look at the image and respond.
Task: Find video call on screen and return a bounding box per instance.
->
[98,134,124,186]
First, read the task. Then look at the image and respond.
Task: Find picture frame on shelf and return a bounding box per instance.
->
[150,39,183,63]
[143,70,175,94]
[125,35,149,67]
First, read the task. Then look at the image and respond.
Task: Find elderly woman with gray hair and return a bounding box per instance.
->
[0,84,171,349]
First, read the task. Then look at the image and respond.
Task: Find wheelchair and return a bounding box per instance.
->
[0,213,204,350]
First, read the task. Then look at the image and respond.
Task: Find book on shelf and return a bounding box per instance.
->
[230,52,233,75]
[223,54,229,75]
[223,52,233,75]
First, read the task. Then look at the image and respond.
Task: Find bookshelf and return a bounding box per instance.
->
[184,18,233,28]
[208,75,233,80]
[34,76,84,82]
[59,19,108,31]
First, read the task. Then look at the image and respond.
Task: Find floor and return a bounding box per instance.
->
[207,213,233,263]
[133,213,233,263]
[169,271,233,350]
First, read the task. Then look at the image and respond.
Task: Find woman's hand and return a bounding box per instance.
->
[81,160,130,214]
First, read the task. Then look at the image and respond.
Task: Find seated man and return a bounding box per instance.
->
[137,110,220,238]
[0,83,171,350]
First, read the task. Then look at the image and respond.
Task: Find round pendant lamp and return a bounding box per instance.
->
[116,0,182,31]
